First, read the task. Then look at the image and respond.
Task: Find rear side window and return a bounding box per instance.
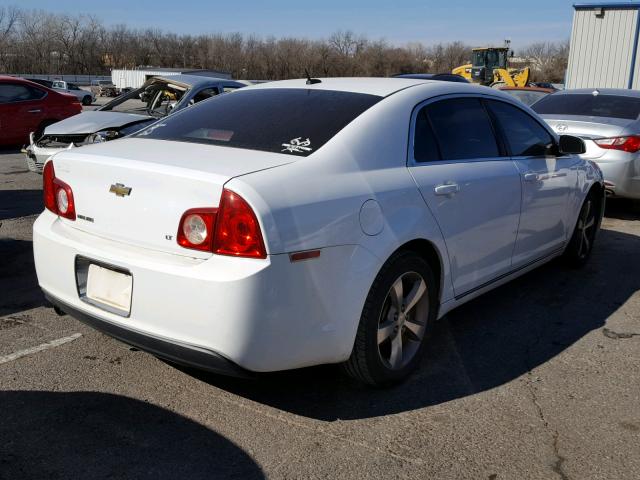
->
[413,109,441,162]
[0,83,45,103]
[532,94,640,120]
[487,100,554,157]
[136,88,382,156]
[424,98,500,160]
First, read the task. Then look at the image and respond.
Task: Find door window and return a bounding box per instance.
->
[413,109,441,162]
[424,98,500,160]
[192,88,220,103]
[0,83,45,103]
[487,100,554,156]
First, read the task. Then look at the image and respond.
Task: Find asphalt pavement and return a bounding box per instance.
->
[1,145,639,479]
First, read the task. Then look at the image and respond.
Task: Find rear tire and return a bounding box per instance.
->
[343,251,438,387]
[563,190,601,267]
[82,95,92,106]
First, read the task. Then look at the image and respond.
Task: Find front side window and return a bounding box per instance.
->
[487,100,554,157]
[136,88,382,156]
[424,98,500,160]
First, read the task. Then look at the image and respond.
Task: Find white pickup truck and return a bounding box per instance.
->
[51,80,95,106]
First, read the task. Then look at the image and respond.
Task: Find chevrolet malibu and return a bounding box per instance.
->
[34,78,604,386]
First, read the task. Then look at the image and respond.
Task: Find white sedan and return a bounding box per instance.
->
[34,78,605,386]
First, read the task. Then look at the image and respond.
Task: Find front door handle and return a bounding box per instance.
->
[434,183,460,196]
[28,109,42,113]
[523,172,539,182]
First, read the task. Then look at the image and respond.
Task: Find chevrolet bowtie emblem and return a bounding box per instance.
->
[109,183,132,197]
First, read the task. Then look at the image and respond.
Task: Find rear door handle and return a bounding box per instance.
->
[434,183,460,196]
[28,109,42,113]
[523,172,539,182]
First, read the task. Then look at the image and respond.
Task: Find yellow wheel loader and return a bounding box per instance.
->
[452,47,530,88]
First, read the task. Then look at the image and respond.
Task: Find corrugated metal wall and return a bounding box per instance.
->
[566,7,639,89]
[111,70,185,89]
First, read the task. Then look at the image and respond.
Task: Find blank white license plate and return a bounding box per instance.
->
[86,264,132,314]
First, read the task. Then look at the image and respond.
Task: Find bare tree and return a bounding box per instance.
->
[0,6,570,82]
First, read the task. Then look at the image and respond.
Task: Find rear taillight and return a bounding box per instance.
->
[177,188,267,259]
[213,189,267,259]
[177,208,217,252]
[43,161,76,220]
[594,135,640,153]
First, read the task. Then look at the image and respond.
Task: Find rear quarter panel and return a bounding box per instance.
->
[227,86,455,306]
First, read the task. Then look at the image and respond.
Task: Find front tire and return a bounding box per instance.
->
[563,191,601,267]
[343,251,438,386]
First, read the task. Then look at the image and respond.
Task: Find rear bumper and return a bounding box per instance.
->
[33,211,378,372]
[46,291,252,377]
[593,153,640,200]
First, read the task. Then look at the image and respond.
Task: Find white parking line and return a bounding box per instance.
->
[0,333,82,365]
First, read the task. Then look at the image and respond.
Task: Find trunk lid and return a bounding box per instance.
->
[52,138,294,257]
[540,114,635,159]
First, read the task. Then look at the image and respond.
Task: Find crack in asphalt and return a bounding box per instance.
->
[524,324,571,480]
[602,328,640,340]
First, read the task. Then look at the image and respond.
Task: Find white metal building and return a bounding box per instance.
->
[111,68,232,89]
[567,3,640,89]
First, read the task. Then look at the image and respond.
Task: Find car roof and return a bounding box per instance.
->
[500,86,555,93]
[0,75,30,83]
[552,88,640,98]
[246,77,445,97]
[393,73,470,83]
[150,74,245,89]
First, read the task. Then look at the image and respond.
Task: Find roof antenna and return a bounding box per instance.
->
[305,69,321,85]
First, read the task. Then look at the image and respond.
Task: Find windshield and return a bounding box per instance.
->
[135,88,382,156]
[100,80,190,117]
[472,51,485,67]
[532,94,640,120]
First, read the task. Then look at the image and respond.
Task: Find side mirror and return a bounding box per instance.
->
[558,135,586,155]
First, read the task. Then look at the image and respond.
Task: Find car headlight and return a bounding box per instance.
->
[85,130,119,144]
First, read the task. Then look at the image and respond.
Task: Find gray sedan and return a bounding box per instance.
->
[533,88,640,199]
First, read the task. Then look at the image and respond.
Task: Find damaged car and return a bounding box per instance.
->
[25,75,245,173]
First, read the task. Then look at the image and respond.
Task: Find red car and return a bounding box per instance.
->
[0,76,82,147]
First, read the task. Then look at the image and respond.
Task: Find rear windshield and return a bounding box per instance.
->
[532,94,640,120]
[135,88,382,156]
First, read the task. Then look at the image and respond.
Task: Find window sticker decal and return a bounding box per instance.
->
[282,137,312,154]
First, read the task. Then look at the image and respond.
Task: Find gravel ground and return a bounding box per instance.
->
[0,143,639,480]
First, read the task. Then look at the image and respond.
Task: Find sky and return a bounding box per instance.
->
[5,0,591,48]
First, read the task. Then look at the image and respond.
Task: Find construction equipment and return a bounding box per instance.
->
[452,42,530,88]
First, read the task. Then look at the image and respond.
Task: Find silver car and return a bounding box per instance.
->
[533,88,640,199]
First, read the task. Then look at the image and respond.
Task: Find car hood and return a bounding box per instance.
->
[44,111,152,135]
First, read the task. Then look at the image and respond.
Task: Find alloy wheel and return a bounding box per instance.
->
[377,271,429,370]
[577,199,596,259]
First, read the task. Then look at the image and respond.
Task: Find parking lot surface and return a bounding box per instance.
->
[1,140,639,479]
